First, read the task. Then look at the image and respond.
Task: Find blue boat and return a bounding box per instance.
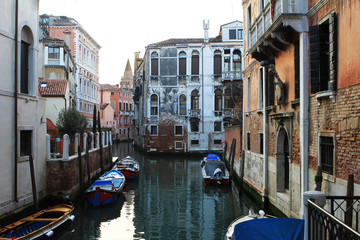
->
[86,169,126,207]
[225,212,304,240]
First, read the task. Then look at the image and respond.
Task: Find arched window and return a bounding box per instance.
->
[214,89,222,111]
[150,94,158,115]
[214,50,222,75]
[233,50,242,73]
[151,52,159,76]
[191,90,199,110]
[191,51,199,76]
[20,26,34,94]
[179,94,187,115]
[179,51,186,76]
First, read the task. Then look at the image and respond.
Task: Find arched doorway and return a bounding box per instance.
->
[276,127,290,192]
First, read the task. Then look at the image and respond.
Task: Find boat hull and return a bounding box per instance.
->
[119,169,139,179]
[0,204,74,240]
[87,188,118,207]
[203,177,230,185]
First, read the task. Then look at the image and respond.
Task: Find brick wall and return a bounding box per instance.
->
[46,147,111,198]
[309,84,360,184]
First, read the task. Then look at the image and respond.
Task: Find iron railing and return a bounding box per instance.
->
[327,196,360,231]
[308,199,360,240]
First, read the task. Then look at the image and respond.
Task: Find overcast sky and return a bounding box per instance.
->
[39,0,243,85]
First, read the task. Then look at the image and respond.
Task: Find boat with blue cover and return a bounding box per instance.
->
[0,204,74,239]
[225,210,304,240]
[201,154,230,185]
[86,169,126,207]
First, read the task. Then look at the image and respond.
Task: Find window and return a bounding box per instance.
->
[214,139,222,145]
[259,0,268,11]
[258,68,264,110]
[247,132,251,150]
[151,52,159,76]
[179,95,187,115]
[247,4,252,49]
[191,90,199,110]
[214,121,222,132]
[179,51,186,75]
[238,29,243,39]
[111,92,114,96]
[229,29,236,39]
[111,101,115,110]
[119,118,121,126]
[191,140,199,145]
[190,119,199,132]
[246,76,251,112]
[191,51,199,75]
[150,94,158,115]
[150,125,158,136]
[175,125,183,136]
[320,136,334,175]
[20,41,30,94]
[310,13,337,94]
[48,47,59,59]
[20,130,32,157]
[232,50,242,74]
[175,141,183,150]
[214,89,222,111]
[119,101,122,111]
[259,133,264,154]
[214,50,222,75]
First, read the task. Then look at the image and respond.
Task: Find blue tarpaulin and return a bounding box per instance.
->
[232,218,304,240]
[206,154,220,161]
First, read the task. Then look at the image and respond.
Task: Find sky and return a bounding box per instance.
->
[39,0,243,85]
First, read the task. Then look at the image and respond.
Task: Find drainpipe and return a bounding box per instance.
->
[14,0,19,202]
[201,45,205,134]
[263,67,269,200]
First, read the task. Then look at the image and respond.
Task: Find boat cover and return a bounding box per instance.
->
[206,154,220,161]
[232,218,304,240]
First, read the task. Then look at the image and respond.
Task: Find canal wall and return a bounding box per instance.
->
[46,132,113,201]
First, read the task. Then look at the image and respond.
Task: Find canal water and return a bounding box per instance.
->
[54,142,259,240]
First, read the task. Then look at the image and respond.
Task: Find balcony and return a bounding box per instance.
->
[214,111,222,117]
[189,109,201,118]
[248,0,307,62]
[223,108,234,118]
[222,71,242,81]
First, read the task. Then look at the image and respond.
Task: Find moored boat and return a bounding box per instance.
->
[114,156,140,180]
[0,204,75,240]
[225,210,304,240]
[86,169,125,207]
[201,154,230,185]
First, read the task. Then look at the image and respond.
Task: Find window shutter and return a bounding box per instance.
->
[329,12,337,91]
[309,25,320,94]
[151,58,158,76]
[191,55,199,75]
[214,55,222,75]
[179,58,186,75]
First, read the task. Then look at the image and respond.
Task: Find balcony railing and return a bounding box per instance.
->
[308,197,360,240]
[189,109,201,118]
[222,71,242,81]
[223,108,234,118]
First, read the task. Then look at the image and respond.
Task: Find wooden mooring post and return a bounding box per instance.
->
[77,145,83,192]
[345,174,354,227]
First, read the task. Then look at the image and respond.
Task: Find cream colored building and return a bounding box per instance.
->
[0,0,47,216]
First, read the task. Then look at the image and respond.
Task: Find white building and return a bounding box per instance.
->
[133,21,244,153]
[0,0,47,215]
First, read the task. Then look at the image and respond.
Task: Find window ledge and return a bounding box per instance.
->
[291,99,300,108]
[322,172,335,183]
[257,109,263,114]
[315,90,336,101]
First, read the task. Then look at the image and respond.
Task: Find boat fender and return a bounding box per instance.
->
[45,230,54,238]
[221,140,227,149]
[68,215,75,222]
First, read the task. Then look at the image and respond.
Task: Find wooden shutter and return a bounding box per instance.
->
[309,25,320,94]
[191,55,199,75]
[179,57,186,75]
[214,54,222,75]
[151,58,158,76]
[329,12,337,91]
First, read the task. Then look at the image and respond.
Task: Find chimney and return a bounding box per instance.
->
[203,20,209,43]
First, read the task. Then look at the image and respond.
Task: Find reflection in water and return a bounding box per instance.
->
[55,142,257,240]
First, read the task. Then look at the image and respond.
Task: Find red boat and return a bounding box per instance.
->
[114,156,140,179]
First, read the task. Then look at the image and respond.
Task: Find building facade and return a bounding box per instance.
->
[133,21,243,153]
[241,0,360,218]
[100,83,134,142]
[40,15,101,127]
[38,35,77,126]
[0,0,47,216]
